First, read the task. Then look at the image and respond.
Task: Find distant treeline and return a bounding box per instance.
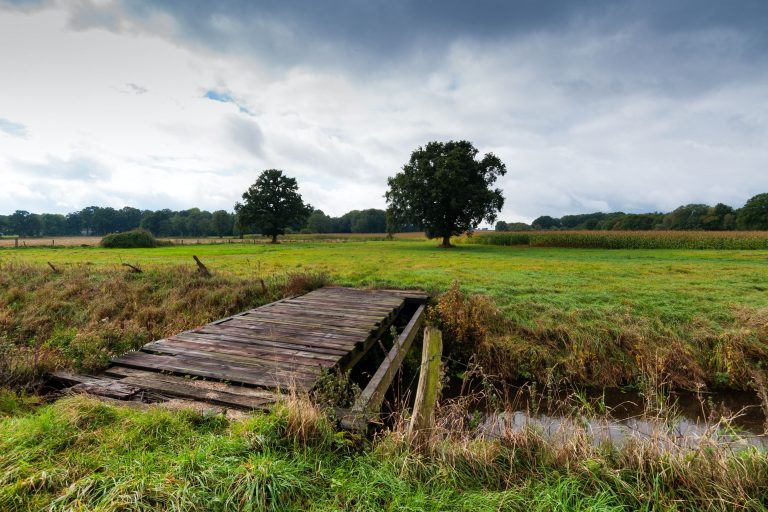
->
[0,206,409,237]
[496,193,768,232]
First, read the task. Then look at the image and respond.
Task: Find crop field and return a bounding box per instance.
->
[461,230,768,249]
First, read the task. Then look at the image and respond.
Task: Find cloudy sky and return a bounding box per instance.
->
[1,0,766,221]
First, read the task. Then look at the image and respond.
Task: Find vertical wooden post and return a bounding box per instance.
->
[14,237,18,248]
[408,326,442,441]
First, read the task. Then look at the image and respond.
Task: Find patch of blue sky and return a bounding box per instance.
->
[0,117,27,137]
[203,90,254,116]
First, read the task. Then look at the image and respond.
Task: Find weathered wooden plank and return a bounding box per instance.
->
[104,367,279,398]
[143,341,326,377]
[69,380,141,400]
[187,328,353,355]
[295,293,402,308]
[156,335,341,364]
[243,309,376,331]
[236,314,373,336]
[342,304,426,430]
[209,323,360,350]
[117,374,276,410]
[227,317,365,342]
[242,308,377,328]
[262,303,385,322]
[315,289,405,305]
[285,296,399,311]
[253,306,380,326]
[286,295,402,312]
[112,351,313,389]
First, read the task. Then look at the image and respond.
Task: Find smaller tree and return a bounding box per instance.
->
[235,169,312,243]
[386,140,506,247]
[495,220,509,231]
[212,210,234,237]
[306,210,332,233]
[531,215,560,230]
[736,193,768,230]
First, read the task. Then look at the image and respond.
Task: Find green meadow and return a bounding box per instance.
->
[2,238,768,510]
[2,239,767,388]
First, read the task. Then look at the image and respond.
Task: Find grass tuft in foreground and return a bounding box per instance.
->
[1,390,766,511]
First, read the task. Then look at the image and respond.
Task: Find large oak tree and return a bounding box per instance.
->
[235,169,312,243]
[385,140,506,247]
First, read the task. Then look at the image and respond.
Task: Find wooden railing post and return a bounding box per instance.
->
[407,326,442,441]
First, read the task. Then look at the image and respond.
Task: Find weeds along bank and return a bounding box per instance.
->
[0,263,328,389]
[1,239,768,391]
[1,393,766,511]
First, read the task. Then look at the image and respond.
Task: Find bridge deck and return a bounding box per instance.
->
[57,287,426,411]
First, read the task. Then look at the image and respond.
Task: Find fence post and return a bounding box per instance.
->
[408,326,442,442]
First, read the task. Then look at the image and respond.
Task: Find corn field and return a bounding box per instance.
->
[459,230,768,249]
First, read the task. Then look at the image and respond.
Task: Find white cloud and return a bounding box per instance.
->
[0,2,767,222]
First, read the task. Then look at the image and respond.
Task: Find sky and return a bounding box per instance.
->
[1,0,767,222]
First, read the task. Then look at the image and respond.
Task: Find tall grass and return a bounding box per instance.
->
[0,262,329,389]
[460,230,768,249]
[1,388,766,511]
[430,282,768,391]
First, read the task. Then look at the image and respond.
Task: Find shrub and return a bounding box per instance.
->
[429,281,505,365]
[100,229,160,248]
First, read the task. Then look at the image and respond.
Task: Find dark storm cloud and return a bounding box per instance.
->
[63,0,768,67]
[2,0,766,219]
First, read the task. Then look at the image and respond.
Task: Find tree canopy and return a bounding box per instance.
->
[737,193,768,230]
[385,140,506,247]
[234,169,312,243]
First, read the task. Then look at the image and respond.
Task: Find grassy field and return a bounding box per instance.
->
[0,232,424,247]
[2,238,767,389]
[2,237,768,510]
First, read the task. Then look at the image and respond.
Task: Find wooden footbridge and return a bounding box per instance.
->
[55,287,427,425]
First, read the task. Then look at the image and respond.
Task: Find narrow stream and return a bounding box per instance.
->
[443,381,768,449]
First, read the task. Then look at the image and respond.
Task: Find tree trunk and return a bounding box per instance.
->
[271,233,278,244]
[440,234,452,248]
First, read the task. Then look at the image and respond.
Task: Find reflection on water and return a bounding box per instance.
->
[447,382,768,449]
[480,411,768,450]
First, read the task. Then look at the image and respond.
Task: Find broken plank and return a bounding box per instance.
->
[104,367,280,400]
[117,374,276,410]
